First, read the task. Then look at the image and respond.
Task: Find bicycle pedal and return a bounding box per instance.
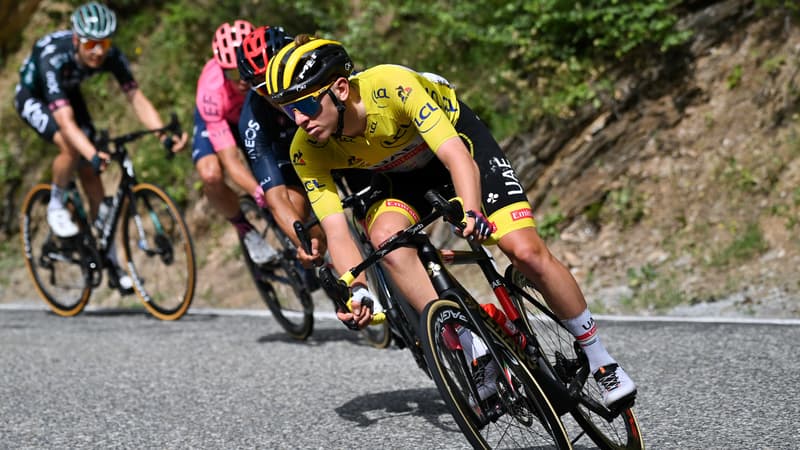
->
[608,393,637,415]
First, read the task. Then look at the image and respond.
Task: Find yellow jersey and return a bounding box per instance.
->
[292,64,462,220]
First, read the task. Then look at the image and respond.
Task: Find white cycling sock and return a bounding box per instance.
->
[457,326,489,363]
[562,308,615,373]
[49,184,66,211]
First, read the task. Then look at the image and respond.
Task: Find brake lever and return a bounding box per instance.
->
[318,266,360,330]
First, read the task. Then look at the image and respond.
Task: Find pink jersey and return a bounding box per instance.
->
[195,59,245,151]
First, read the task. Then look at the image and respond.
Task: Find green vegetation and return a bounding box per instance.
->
[537,211,566,241]
[710,222,769,267]
[0,0,691,227]
[726,65,743,90]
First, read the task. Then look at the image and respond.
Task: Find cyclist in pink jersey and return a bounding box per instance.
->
[192,20,277,264]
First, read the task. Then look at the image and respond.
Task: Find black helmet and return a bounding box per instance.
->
[265,37,353,104]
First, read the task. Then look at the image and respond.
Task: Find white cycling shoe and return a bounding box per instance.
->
[47,207,79,238]
[594,363,637,408]
[243,229,279,265]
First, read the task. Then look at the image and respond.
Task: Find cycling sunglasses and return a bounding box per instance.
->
[79,37,111,52]
[278,85,331,121]
[251,80,269,97]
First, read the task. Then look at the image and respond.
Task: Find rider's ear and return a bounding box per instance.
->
[331,77,349,102]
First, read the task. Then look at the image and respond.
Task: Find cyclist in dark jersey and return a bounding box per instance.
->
[237,26,326,266]
[13,2,187,293]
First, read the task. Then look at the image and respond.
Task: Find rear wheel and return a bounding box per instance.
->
[121,183,195,320]
[20,184,96,316]
[420,299,571,449]
[506,266,644,449]
[240,196,314,340]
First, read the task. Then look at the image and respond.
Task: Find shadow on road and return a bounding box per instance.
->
[256,327,380,346]
[335,387,458,432]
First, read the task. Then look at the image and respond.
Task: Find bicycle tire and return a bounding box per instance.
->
[420,299,572,449]
[20,184,96,316]
[121,183,196,320]
[506,266,644,450]
[240,196,314,340]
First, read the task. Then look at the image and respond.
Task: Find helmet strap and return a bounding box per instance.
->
[327,89,347,138]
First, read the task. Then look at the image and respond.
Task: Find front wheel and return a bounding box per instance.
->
[506,266,644,449]
[240,196,314,340]
[420,299,572,449]
[20,184,95,316]
[121,183,196,320]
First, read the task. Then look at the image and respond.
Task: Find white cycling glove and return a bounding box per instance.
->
[351,285,376,313]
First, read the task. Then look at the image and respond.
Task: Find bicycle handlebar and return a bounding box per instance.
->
[324,189,466,329]
[293,220,383,330]
[95,112,182,160]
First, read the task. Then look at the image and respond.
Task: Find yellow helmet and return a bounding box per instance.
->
[266,37,353,105]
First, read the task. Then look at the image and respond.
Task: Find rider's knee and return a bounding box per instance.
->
[52,132,81,159]
[196,156,224,186]
[503,235,552,273]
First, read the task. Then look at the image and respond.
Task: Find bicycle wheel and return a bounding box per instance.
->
[121,183,195,320]
[506,266,644,450]
[240,196,314,340]
[420,299,572,449]
[359,263,392,349]
[20,184,97,316]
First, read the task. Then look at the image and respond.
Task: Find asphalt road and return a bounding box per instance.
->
[1,305,799,449]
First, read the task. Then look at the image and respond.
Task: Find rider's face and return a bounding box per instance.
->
[288,78,348,142]
[74,35,111,68]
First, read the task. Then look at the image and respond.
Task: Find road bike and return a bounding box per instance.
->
[238,177,393,347]
[321,190,644,449]
[20,114,196,320]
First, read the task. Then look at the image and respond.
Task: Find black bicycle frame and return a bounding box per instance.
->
[90,113,182,262]
[333,190,583,413]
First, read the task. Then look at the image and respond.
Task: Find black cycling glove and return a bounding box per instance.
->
[466,210,495,239]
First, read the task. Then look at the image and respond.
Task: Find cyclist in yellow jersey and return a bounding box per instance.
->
[264,35,636,409]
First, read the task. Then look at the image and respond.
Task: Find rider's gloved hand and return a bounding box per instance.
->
[252,185,267,209]
[160,131,189,153]
[465,210,495,240]
[336,284,376,329]
[90,152,110,175]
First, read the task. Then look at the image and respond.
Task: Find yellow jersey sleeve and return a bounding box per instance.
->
[290,133,343,220]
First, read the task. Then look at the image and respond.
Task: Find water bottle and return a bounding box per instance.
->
[482,303,527,349]
[94,196,112,231]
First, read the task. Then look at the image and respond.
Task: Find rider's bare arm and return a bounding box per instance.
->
[435,136,483,237]
[126,88,187,151]
[52,106,101,161]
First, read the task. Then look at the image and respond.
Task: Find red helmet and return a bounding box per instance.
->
[212,20,254,69]
[237,26,293,83]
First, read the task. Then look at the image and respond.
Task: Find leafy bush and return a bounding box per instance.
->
[1,0,692,219]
